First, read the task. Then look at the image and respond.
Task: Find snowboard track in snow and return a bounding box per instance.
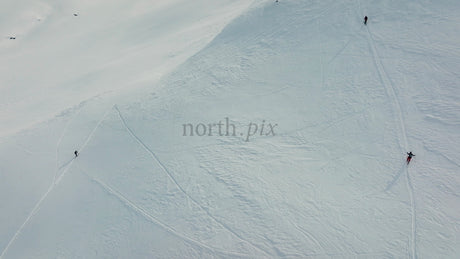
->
[364,18,418,259]
[114,106,270,257]
[0,107,112,259]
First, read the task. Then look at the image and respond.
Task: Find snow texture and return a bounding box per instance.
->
[1,0,459,258]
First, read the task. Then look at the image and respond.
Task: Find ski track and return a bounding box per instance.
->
[327,39,351,65]
[13,142,34,155]
[360,4,418,257]
[80,170,249,258]
[0,107,112,259]
[114,106,270,257]
[54,106,84,184]
[424,145,460,169]
[288,219,326,254]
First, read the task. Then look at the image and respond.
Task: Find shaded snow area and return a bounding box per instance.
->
[1,0,459,258]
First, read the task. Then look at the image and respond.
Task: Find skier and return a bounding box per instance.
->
[74,150,79,157]
[364,16,368,25]
[406,151,415,164]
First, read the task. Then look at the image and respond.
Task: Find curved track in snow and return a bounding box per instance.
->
[0,108,112,259]
[115,106,269,257]
[361,8,418,259]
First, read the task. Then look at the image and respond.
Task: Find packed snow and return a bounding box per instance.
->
[1,0,459,258]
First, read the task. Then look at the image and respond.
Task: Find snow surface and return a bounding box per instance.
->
[1,0,459,258]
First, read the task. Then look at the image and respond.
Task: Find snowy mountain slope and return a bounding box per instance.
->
[1,0,459,258]
[0,0,252,136]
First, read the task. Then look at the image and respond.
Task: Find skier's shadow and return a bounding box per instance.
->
[58,158,74,170]
[385,163,406,192]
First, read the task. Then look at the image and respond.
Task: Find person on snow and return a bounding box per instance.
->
[364,16,368,25]
[406,151,415,164]
[74,150,79,157]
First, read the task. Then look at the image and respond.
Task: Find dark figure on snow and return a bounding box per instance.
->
[74,150,79,157]
[364,16,368,25]
[406,152,415,164]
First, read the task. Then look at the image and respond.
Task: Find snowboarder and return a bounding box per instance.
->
[406,151,415,164]
[74,150,79,157]
[364,16,368,25]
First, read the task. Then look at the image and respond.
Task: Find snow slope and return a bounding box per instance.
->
[0,0,252,136]
[1,0,459,258]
